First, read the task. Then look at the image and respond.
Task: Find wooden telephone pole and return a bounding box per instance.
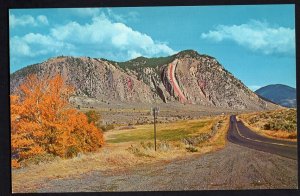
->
[152,107,159,151]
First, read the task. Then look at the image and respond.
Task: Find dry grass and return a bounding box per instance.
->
[238,109,297,141]
[201,117,229,147]
[12,115,230,193]
[106,117,215,143]
[12,143,147,192]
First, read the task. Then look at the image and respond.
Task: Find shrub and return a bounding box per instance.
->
[22,153,58,166]
[186,146,198,152]
[12,159,21,169]
[85,110,101,125]
[11,74,105,166]
[140,141,154,150]
[264,123,271,130]
[127,141,172,157]
[100,124,115,132]
[249,117,258,124]
[127,145,151,157]
[158,141,171,151]
[65,146,79,158]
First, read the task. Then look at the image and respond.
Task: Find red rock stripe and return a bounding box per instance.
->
[169,63,187,103]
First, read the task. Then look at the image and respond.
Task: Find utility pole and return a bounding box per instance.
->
[154,108,157,151]
[151,107,159,151]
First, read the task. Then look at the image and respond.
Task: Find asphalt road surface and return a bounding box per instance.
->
[227,115,298,160]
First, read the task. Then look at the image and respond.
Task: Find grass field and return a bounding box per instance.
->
[238,108,297,141]
[105,116,229,158]
[12,115,230,192]
[106,119,211,143]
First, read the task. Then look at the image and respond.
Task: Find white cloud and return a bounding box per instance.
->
[50,13,175,58]
[106,8,126,23]
[201,20,295,56]
[10,14,36,27]
[10,13,49,28]
[128,51,143,59]
[10,33,74,58]
[10,13,175,63]
[10,37,33,57]
[105,9,139,23]
[37,15,49,25]
[69,8,101,17]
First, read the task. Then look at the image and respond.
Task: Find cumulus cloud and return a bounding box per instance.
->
[10,33,74,58]
[69,8,139,23]
[10,14,36,27]
[69,8,101,17]
[37,15,49,25]
[10,13,49,27]
[105,9,139,23]
[201,20,295,56]
[11,13,175,62]
[106,8,126,23]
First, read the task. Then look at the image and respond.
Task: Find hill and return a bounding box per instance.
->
[255,84,296,108]
[10,50,279,110]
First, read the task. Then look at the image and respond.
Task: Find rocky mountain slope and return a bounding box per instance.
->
[255,84,296,108]
[10,50,279,110]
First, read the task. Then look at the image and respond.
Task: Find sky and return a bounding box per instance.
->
[9,5,296,91]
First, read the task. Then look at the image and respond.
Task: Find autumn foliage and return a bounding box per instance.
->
[11,74,104,167]
[85,110,101,125]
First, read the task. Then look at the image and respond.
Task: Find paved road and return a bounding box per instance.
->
[227,115,298,160]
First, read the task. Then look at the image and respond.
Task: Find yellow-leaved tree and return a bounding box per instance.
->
[11,74,104,167]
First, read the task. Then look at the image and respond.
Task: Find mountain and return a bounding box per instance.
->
[10,50,279,110]
[255,84,296,108]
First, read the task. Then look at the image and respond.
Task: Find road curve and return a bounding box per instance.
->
[227,115,298,160]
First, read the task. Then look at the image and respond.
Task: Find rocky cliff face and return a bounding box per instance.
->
[10,50,279,110]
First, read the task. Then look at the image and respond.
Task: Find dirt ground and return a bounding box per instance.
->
[21,142,297,192]
[74,97,244,125]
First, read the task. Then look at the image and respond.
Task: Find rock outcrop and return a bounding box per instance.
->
[10,50,280,110]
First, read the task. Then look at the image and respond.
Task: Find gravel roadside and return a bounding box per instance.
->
[36,142,298,192]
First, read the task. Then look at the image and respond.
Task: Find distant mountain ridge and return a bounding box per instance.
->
[10,50,279,111]
[255,84,296,108]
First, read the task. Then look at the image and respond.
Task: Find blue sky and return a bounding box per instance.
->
[9,5,296,91]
